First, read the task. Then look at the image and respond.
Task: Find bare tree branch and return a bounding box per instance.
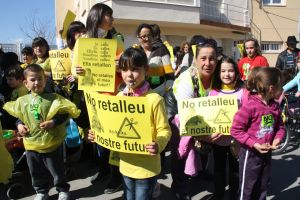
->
[19,11,55,45]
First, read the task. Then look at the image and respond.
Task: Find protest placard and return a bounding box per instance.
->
[73,38,117,92]
[84,92,152,155]
[178,95,238,136]
[61,10,76,39]
[49,49,71,80]
[192,45,196,58]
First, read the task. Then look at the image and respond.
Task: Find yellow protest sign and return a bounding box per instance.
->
[49,49,71,80]
[62,10,76,39]
[237,43,244,57]
[84,92,152,155]
[166,44,174,64]
[164,41,174,62]
[73,38,117,92]
[178,95,238,136]
[192,45,196,58]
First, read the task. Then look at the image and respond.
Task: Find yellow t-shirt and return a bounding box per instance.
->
[118,91,171,179]
[10,84,28,101]
[35,57,51,72]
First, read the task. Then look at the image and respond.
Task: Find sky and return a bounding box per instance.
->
[0,0,55,45]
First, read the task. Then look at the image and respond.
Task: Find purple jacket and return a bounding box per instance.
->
[231,94,285,149]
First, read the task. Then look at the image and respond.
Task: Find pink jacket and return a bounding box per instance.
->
[173,116,200,176]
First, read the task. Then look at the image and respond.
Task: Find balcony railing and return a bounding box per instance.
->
[98,0,249,27]
[123,0,198,6]
[200,0,249,27]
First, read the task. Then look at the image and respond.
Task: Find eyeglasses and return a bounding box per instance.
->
[138,35,152,40]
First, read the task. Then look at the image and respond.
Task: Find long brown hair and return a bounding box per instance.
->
[242,38,262,57]
[86,3,113,38]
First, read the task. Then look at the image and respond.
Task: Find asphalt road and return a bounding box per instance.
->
[11,142,300,200]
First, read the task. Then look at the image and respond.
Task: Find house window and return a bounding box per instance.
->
[261,42,283,53]
[262,0,286,6]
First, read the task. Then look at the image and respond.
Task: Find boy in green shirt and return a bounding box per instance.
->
[6,66,28,101]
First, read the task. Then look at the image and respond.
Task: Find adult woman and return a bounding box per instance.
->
[135,23,174,96]
[171,42,218,200]
[75,4,124,75]
[180,35,207,70]
[180,40,190,55]
[75,3,124,194]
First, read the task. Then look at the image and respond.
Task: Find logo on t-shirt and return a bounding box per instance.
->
[257,114,274,138]
[242,63,250,80]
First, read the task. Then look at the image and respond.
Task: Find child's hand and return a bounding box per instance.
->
[17,124,30,136]
[295,92,300,97]
[86,129,95,143]
[253,143,271,154]
[270,139,281,150]
[146,142,159,155]
[75,66,85,75]
[40,120,55,130]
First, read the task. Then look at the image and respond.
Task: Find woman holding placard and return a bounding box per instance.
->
[74,3,125,194]
[171,39,218,200]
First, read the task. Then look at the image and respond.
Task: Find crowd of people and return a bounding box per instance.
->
[1,2,300,200]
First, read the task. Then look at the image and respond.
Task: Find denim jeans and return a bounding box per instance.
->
[122,175,157,200]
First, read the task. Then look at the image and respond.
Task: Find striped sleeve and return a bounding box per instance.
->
[162,54,174,74]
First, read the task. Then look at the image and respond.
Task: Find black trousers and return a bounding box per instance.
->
[26,146,70,194]
[238,147,271,200]
[213,144,239,200]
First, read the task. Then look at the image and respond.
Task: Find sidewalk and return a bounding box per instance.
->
[17,146,300,200]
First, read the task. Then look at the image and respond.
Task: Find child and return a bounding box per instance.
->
[3,64,80,200]
[3,65,28,131]
[5,66,28,101]
[20,47,34,69]
[119,48,171,200]
[32,37,51,77]
[208,57,244,200]
[88,47,171,200]
[231,67,285,200]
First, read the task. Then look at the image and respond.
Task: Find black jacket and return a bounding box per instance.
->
[275,48,300,75]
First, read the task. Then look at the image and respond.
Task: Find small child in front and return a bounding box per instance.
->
[3,64,80,200]
[119,47,171,200]
[231,67,285,200]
